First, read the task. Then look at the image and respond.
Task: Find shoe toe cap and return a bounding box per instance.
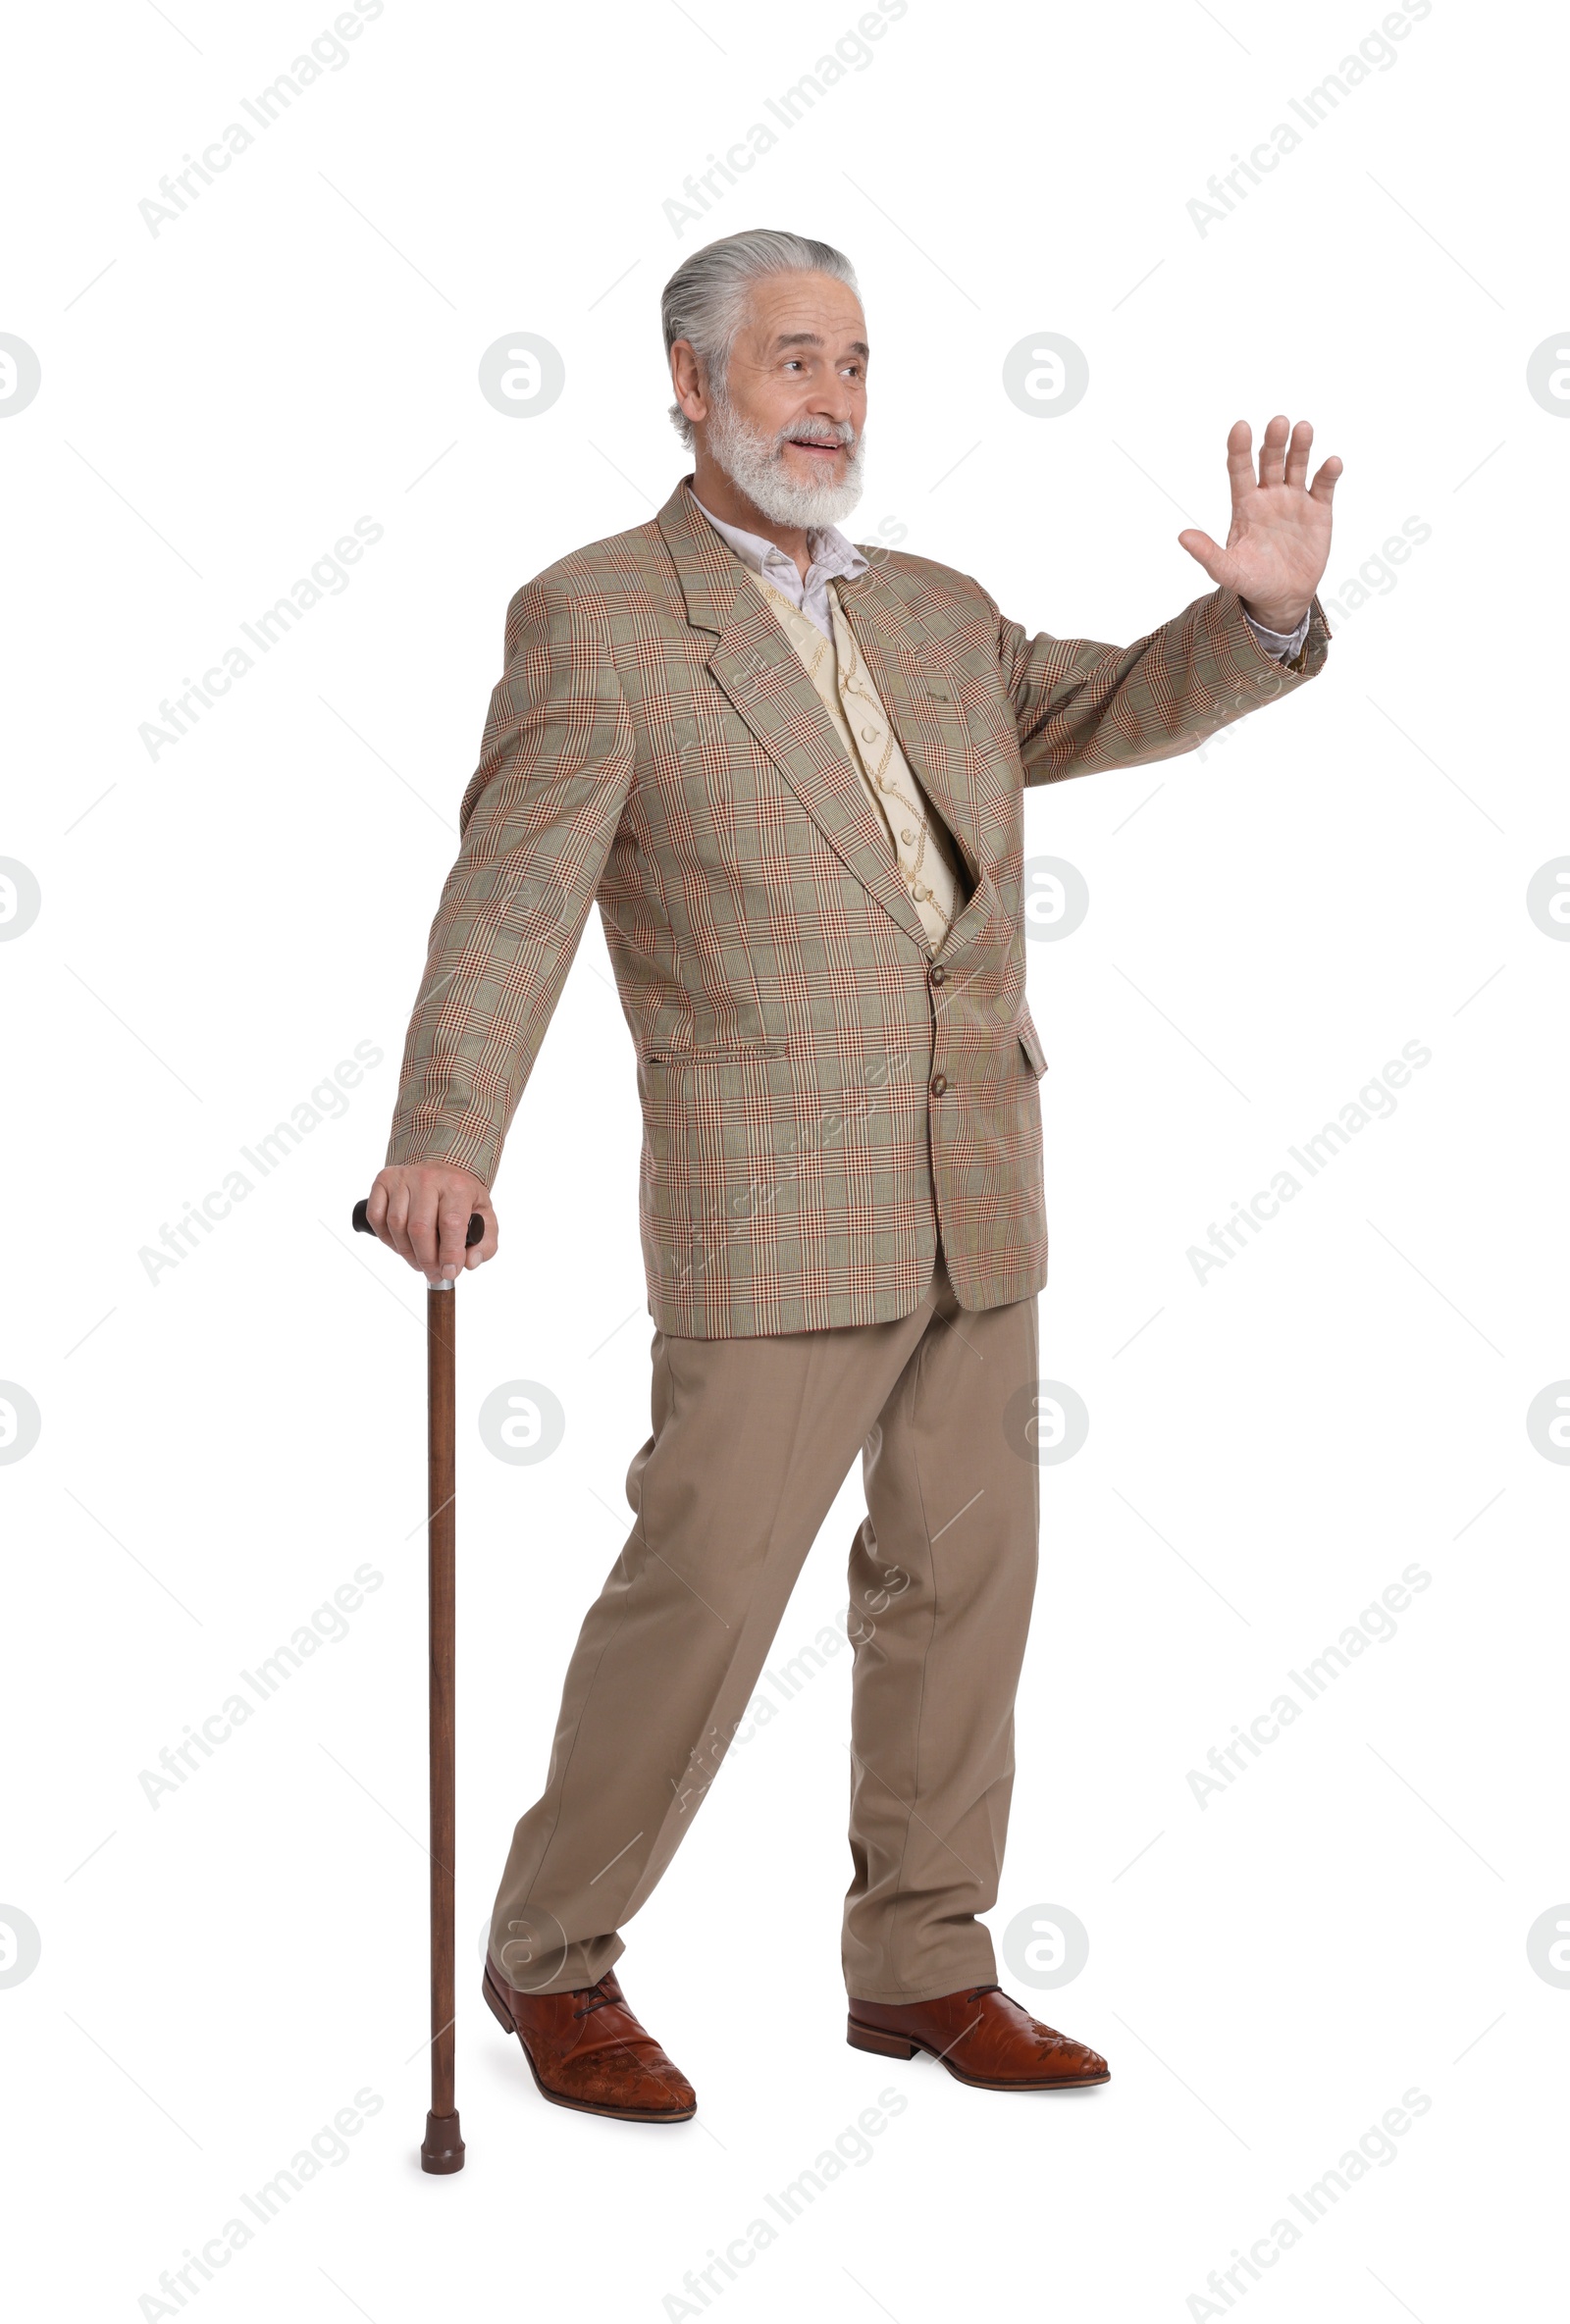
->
[558,2045,695,2116]
[1057,2038,1108,2080]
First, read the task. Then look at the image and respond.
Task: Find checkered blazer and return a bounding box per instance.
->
[387,478,1329,1336]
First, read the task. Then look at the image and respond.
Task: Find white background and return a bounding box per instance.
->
[3,2,1566,2318]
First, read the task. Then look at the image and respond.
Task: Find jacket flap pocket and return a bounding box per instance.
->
[1017,1015,1048,1078]
[646,1043,788,1066]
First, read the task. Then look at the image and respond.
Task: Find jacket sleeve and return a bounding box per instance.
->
[385,577,636,1185]
[987,582,1331,787]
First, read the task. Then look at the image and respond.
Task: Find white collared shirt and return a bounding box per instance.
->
[688,490,867,640]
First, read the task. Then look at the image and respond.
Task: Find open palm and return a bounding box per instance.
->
[1178,417,1341,634]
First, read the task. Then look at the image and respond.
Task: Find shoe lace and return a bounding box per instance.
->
[571,1975,622,2019]
[965,1984,1002,2002]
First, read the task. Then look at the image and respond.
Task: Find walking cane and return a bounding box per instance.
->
[351,1195,485,2175]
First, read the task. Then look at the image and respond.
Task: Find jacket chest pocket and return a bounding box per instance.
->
[905,673,1016,857]
[935,662,1025,789]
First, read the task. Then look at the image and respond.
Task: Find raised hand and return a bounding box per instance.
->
[1178,417,1341,634]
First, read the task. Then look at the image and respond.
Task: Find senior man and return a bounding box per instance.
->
[367,227,1339,2123]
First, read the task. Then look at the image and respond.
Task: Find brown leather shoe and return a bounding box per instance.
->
[483,1958,696,2122]
[848,1984,1110,2091]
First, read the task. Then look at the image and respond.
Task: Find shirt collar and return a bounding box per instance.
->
[686,483,868,590]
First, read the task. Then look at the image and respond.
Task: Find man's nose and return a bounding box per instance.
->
[800,397,857,435]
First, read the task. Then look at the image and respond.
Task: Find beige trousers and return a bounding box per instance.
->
[488,1253,1040,2005]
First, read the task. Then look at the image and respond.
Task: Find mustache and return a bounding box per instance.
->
[776,419,856,450]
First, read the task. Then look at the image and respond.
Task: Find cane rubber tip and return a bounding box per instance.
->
[420,2110,465,2173]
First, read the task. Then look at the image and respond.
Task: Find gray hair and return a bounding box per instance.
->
[661,228,861,446]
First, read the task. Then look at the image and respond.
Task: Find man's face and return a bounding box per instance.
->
[682,270,870,529]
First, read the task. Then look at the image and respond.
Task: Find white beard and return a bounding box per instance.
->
[704,395,866,531]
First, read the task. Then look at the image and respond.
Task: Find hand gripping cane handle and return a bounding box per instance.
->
[351,1198,485,1248]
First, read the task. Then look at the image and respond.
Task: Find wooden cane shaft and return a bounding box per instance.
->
[426,1285,457,2124]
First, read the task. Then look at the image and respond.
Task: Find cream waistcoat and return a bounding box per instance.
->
[741,563,965,953]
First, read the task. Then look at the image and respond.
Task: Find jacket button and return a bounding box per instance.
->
[930,1072,948,1097]
[929,964,947,985]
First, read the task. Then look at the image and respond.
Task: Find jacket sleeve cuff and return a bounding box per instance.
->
[1224,588,1332,687]
[1241,604,1312,663]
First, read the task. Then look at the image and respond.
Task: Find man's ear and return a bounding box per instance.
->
[670,339,708,429]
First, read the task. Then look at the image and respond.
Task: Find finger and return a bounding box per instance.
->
[1308,453,1343,506]
[1178,528,1237,589]
[366,1176,392,1240]
[1225,419,1255,511]
[434,1184,472,1280]
[382,1177,416,1268]
[464,1197,498,1270]
[1258,414,1290,488]
[1283,419,1314,491]
[405,1184,441,1274]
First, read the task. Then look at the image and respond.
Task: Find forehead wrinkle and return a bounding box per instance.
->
[764,330,871,357]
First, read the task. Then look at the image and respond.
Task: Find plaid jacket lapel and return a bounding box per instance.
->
[656,483,931,954]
